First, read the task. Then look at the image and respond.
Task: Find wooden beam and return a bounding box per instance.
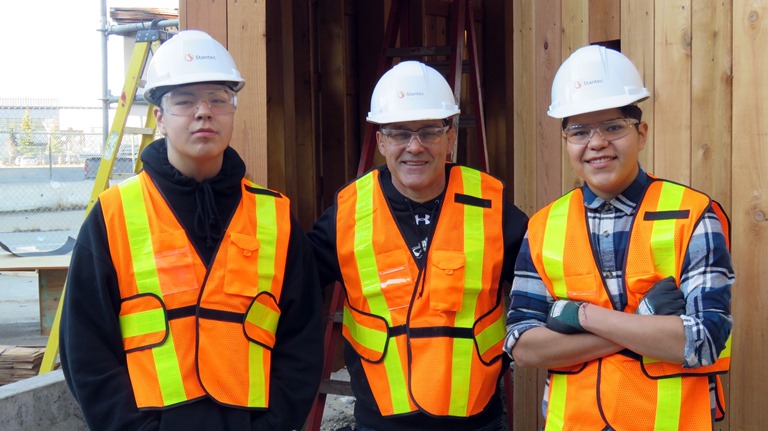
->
[227,0,267,185]
[730,2,768,430]
[179,0,227,43]
[652,0,691,184]
[588,0,620,43]
[621,0,655,174]
[690,0,732,214]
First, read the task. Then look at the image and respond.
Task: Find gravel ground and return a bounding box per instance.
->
[318,368,356,431]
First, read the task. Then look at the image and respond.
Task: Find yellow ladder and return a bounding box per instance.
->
[39,28,170,374]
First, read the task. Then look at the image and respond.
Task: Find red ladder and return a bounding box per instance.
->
[305,1,512,429]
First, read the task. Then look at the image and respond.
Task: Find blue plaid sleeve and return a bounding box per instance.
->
[504,235,550,356]
[680,207,734,368]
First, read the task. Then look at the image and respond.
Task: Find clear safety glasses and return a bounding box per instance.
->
[380,125,450,147]
[563,118,639,145]
[162,88,237,117]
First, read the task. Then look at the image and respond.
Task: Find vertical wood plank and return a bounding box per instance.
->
[621,0,655,174]
[227,0,268,186]
[560,1,589,194]
[652,0,691,183]
[691,0,732,214]
[180,0,227,43]
[588,0,620,42]
[512,0,536,216]
[291,0,318,227]
[730,2,768,429]
[266,1,287,194]
[534,0,563,210]
[483,0,509,185]
[318,0,349,207]
[511,1,544,430]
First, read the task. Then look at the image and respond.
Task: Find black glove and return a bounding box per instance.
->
[636,276,685,316]
[546,300,586,334]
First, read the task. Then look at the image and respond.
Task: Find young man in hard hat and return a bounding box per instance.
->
[504,45,734,430]
[59,30,323,430]
[308,61,529,431]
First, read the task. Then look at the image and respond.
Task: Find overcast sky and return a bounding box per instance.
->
[0,1,177,106]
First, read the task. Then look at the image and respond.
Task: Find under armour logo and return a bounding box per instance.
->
[414,214,431,225]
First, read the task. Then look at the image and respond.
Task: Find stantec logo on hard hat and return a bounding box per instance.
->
[184,54,217,62]
[574,79,604,89]
[397,91,425,98]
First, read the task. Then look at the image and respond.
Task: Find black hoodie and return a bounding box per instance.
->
[60,139,324,431]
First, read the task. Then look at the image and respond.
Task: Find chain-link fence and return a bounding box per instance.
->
[0,100,144,251]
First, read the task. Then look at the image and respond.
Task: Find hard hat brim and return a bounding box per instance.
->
[366,108,460,125]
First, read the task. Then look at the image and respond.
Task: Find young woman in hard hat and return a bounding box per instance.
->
[505,45,734,430]
[309,61,529,430]
[59,30,324,431]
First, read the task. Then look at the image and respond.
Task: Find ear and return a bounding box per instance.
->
[636,121,648,150]
[154,107,167,135]
[376,130,386,156]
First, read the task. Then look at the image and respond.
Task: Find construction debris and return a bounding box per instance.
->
[0,345,47,385]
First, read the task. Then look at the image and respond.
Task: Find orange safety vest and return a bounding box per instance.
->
[527,178,731,431]
[336,166,507,417]
[100,172,291,409]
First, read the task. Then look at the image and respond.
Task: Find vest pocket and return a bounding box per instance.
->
[153,231,198,296]
[120,293,168,352]
[224,232,261,297]
[562,274,600,302]
[244,292,281,349]
[473,307,505,364]
[342,305,389,363]
[428,250,465,311]
[375,249,415,311]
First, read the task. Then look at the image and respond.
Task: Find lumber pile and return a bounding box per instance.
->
[0,345,46,385]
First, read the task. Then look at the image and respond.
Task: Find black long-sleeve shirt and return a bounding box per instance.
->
[308,165,529,431]
[60,139,323,431]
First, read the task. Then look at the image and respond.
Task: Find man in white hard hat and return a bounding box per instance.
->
[308,61,529,430]
[504,45,734,430]
[60,30,323,430]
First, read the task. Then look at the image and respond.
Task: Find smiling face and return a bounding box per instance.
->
[565,108,647,200]
[155,83,236,181]
[376,119,456,202]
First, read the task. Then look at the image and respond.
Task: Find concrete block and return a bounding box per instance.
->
[0,370,87,430]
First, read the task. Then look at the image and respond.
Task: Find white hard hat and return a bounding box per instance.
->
[366,61,460,124]
[143,30,246,106]
[547,45,649,119]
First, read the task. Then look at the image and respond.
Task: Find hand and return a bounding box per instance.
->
[636,276,685,316]
[547,300,586,334]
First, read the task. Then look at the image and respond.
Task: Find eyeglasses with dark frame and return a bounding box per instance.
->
[380,125,450,147]
[162,88,238,117]
[563,118,639,145]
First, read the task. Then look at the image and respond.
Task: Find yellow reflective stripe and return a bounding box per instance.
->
[475,318,505,355]
[650,182,684,277]
[255,191,278,294]
[449,167,484,415]
[654,377,682,431]
[343,306,388,353]
[248,343,268,406]
[721,334,732,358]
[118,176,185,406]
[354,174,410,412]
[250,187,280,406]
[119,177,163,296]
[246,300,280,333]
[151,325,187,405]
[542,195,571,299]
[119,308,166,338]
[546,373,567,431]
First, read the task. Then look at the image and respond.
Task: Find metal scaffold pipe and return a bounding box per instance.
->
[108,19,179,36]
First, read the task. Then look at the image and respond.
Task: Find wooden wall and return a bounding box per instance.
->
[179,0,767,429]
